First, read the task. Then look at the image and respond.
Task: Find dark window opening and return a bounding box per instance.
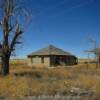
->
[41,57,44,63]
[31,58,33,63]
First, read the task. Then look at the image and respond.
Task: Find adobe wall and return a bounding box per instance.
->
[28,56,50,67]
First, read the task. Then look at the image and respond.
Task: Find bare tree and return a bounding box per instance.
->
[85,38,100,68]
[0,0,32,75]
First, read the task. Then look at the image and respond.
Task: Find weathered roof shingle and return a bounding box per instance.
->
[28,45,75,57]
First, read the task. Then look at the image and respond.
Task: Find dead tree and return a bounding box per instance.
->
[0,0,32,75]
[85,38,100,68]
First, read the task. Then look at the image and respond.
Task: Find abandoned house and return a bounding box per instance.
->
[27,45,78,67]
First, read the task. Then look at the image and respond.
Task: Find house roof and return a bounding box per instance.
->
[28,45,76,57]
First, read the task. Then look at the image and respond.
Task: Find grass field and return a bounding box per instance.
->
[0,60,100,100]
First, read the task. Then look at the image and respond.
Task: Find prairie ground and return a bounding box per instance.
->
[0,61,100,100]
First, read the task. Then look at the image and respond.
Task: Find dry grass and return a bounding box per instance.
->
[0,61,100,100]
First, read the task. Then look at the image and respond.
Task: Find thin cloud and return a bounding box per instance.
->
[46,0,95,17]
[66,0,94,12]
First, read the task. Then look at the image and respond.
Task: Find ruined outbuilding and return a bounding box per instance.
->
[27,45,78,67]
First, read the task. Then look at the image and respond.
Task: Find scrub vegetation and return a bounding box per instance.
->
[0,60,100,100]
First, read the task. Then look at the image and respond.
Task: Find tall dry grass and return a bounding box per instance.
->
[0,61,100,99]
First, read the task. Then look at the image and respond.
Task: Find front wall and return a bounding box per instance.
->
[27,56,78,67]
[28,56,50,67]
[44,57,50,66]
[33,57,42,64]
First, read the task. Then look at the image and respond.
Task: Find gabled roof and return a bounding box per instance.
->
[28,45,75,57]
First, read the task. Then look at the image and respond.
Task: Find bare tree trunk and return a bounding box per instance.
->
[1,53,10,75]
[0,0,30,75]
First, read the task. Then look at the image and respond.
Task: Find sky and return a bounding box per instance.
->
[0,0,100,58]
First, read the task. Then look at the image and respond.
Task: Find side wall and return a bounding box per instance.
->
[50,55,78,66]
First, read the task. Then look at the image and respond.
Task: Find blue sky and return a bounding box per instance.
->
[0,0,100,58]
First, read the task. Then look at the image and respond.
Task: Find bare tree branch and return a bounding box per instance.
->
[10,23,22,52]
